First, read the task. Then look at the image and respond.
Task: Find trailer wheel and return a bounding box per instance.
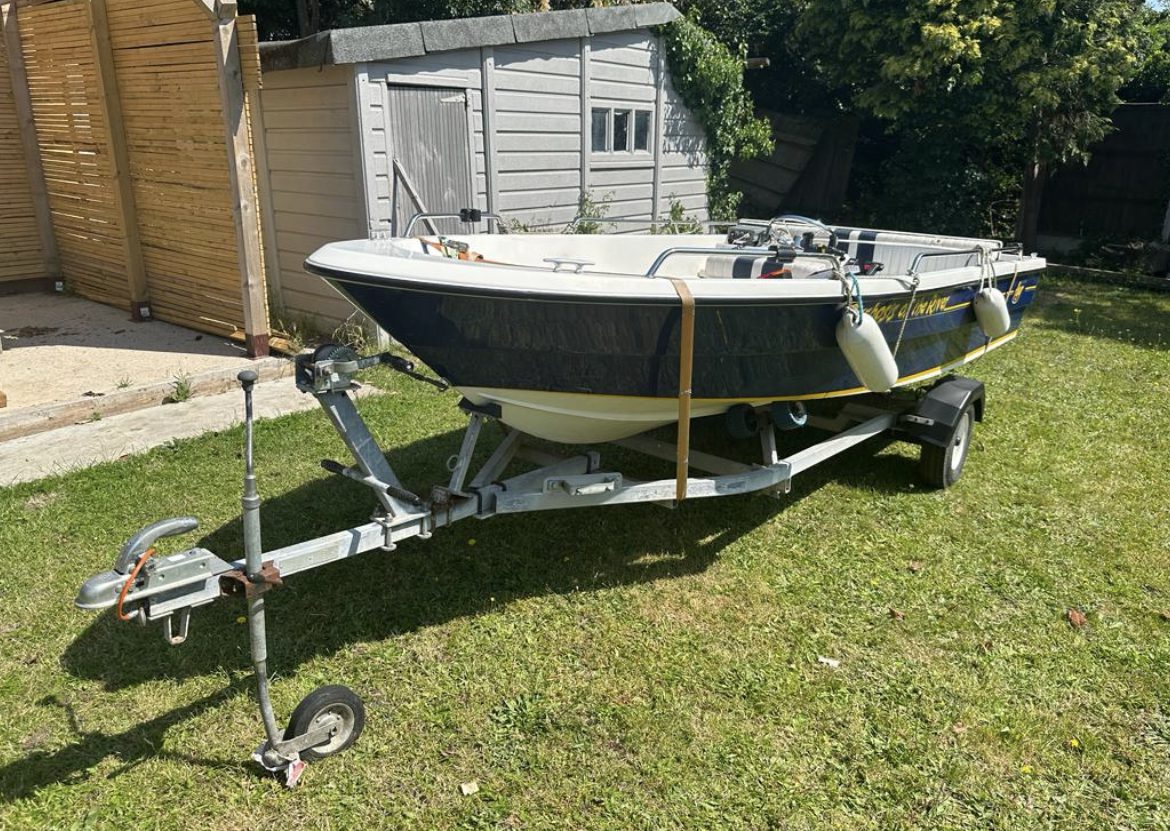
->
[284,685,365,762]
[918,403,975,488]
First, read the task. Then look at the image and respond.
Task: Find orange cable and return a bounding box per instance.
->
[115,547,155,622]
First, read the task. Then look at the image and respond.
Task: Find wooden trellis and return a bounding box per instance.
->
[0,0,269,356]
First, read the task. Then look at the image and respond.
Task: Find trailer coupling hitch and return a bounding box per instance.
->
[75,515,236,645]
[296,345,449,394]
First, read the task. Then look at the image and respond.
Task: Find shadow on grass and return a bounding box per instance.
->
[6,422,920,805]
[1033,276,1170,350]
[0,683,249,804]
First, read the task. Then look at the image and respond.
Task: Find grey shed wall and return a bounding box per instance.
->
[258,27,708,327]
[255,65,366,325]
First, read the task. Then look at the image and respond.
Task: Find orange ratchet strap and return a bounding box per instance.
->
[668,279,696,502]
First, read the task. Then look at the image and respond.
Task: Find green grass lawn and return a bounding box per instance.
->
[1,276,1168,829]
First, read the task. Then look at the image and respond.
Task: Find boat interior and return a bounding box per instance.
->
[404,217,1027,280]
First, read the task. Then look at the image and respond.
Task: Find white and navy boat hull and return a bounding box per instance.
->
[305,230,1042,443]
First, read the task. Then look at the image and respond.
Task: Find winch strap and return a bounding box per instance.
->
[668,278,696,502]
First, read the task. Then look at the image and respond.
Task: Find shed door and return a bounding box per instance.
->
[385,85,475,235]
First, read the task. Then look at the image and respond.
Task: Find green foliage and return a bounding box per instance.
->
[791,0,1148,241]
[1063,236,1163,274]
[273,311,370,355]
[654,198,704,234]
[571,190,613,235]
[343,0,541,28]
[273,313,324,354]
[332,313,374,355]
[164,372,192,404]
[798,0,1145,168]
[673,0,840,115]
[843,125,1022,238]
[1122,7,1170,102]
[662,14,773,220]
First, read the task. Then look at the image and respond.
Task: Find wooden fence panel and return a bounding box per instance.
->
[0,21,43,282]
[17,0,128,306]
[1038,104,1170,242]
[5,0,267,351]
[106,0,248,337]
[730,111,858,217]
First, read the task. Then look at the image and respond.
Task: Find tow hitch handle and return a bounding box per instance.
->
[113,516,200,574]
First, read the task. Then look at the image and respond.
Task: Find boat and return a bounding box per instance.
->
[79,213,1043,779]
[304,215,1044,443]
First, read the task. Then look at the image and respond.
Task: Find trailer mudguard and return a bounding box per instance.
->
[898,376,985,449]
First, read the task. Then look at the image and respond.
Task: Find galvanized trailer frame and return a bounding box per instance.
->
[75,350,984,786]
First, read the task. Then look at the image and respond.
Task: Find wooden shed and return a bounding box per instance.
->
[254,2,709,327]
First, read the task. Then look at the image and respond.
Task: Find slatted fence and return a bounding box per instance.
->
[1038,104,1170,243]
[0,18,42,284]
[19,0,129,306]
[108,0,257,334]
[0,0,268,352]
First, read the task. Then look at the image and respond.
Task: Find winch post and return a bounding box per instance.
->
[237,370,289,768]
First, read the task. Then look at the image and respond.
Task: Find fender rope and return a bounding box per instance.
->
[668,278,696,502]
[893,275,920,358]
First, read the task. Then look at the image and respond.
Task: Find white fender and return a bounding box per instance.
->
[836,309,898,392]
[974,287,1011,339]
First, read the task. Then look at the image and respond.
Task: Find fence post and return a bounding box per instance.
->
[1,0,60,282]
[198,0,270,358]
[87,0,151,320]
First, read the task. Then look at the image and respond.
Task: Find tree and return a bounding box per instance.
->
[798,0,1147,248]
[1122,6,1170,103]
[672,0,834,114]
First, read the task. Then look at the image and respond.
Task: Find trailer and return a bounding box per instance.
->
[75,348,985,786]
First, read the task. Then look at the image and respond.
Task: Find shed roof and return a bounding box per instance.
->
[260,3,681,72]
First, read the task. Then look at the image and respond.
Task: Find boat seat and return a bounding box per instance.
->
[701,254,791,279]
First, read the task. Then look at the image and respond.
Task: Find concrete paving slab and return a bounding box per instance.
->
[0,293,260,411]
[0,356,291,443]
[0,378,319,487]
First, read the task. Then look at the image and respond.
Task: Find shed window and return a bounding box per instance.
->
[613,110,630,152]
[591,108,609,152]
[591,107,653,154]
[634,111,651,151]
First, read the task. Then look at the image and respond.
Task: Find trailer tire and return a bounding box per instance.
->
[918,403,975,488]
[285,685,365,762]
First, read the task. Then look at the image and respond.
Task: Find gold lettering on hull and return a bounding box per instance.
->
[866,294,957,324]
